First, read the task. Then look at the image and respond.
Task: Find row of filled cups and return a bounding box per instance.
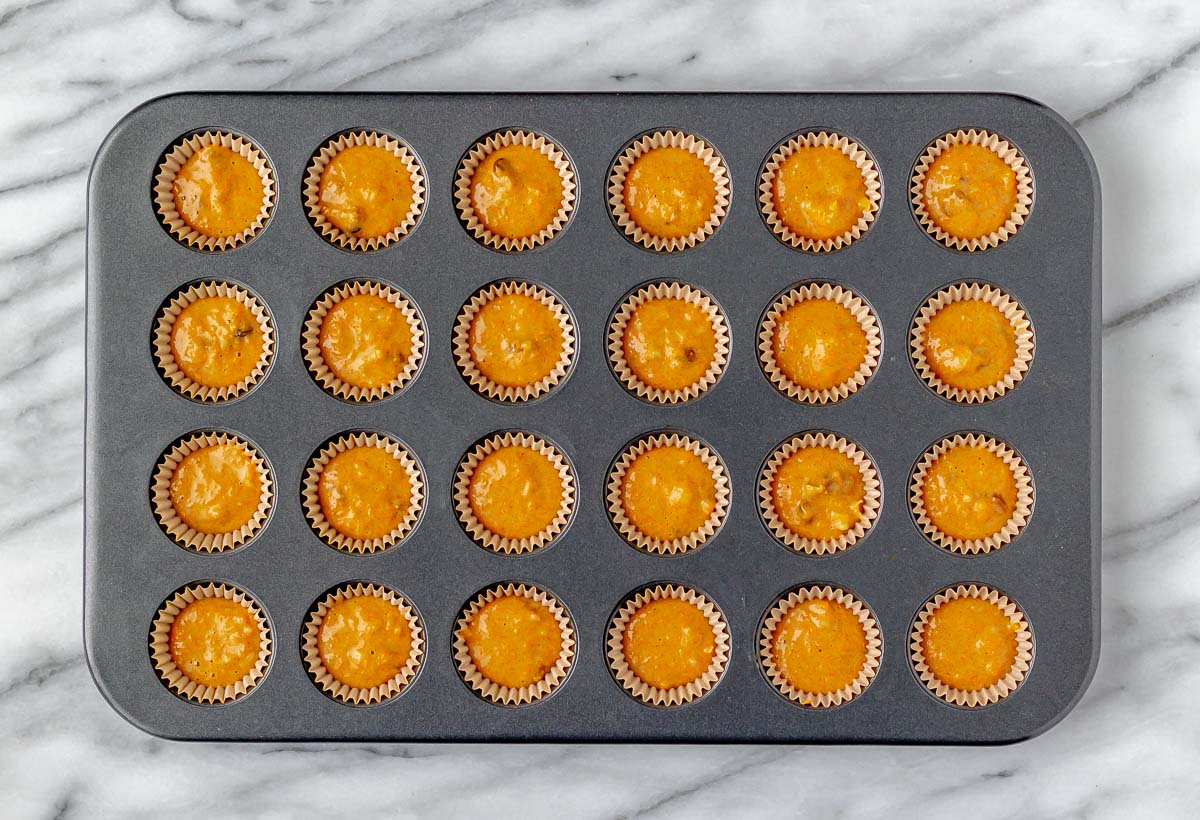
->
[151,578,1032,710]
[153,427,1033,560]
[154,277,1035,406]
[154,125,1031,256]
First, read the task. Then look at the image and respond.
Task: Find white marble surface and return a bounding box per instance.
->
[2,0,1199,816]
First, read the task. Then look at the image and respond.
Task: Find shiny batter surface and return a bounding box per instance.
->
[771,446,865,541]
[469,144,564,240]
[773,145,871,240]
[623,146,717,239]
[169,442,262,535]
[318,446,412,541]
[772,298,868,391]
[623,598,716,690]
[924,300,1018,391]
[922,445,1018,540]
[771,598,868,696]
[469,293,564,388]
[317,144,416,239]
[319,293,414,390]
[921,597,1019,691]
[621,446,717,542]
[462,595,562,688]
[468,445,564,540]
[172,144,265,239]
[170,295,263,388]
[922,143,1018,240]
[169,597,261,687]
[622,297,717,392]
[318,595,413,689]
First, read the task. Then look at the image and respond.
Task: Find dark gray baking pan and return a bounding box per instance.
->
[84,92,1100,743]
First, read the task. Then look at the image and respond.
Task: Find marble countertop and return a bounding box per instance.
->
[2,0,1198,816]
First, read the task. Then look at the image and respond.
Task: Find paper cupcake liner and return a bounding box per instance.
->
[149,582,272,704]
[911,584,1033,707]
[153,130,276,251]
[758,282,881,404]
[453,432,576,555]
[910,433,1034,554]
[607,584,730,707]
[758,131,882,252]
[151,431,273,553]
[758,432,881,555]
[759,585,882,708]
[301,582,424,705]
[152,280,275,403]
[452,280,576,402]
[453,583,575,706]
[608,281,730,405]
[301,280,425,403]
[453,130,577,252]
[608,130,730,252]
[301,432,425,554]
[911,128,1033,252]
[303,130,426,251]
[606,432,730,555]
[910,282,1035,404]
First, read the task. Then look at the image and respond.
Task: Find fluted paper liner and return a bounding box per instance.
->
[453,583,575,706]
[911,129,1033,252]
[758,282,881,404]
[452,280,576,402]
[153,130,275,251]
[609,281,730,404]
[151,431,273,553]
[910,282,1034,403]
[303,130,425,251]
[302,280,425,403]
[760,585,882,708]
[608,130,730,252]
[301,583,424,705]
[911,584,1033,707]
[152,280,275,403]
[759,131,881,252]
[607,433,730,555]
[759,433,881,555]
[607,584,730,707]
[453,433,575,554]
[302,432,425,554]
[454,130,576,252]
[149,582,272,704]
[910,433,1034,554]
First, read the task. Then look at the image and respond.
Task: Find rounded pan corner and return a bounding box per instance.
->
[82,622,190,743]
[991,92,1101,204]
[990,634,1102,746]
[88,91,200,198]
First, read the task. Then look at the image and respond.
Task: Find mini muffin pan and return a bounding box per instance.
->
[84,92,1099,743]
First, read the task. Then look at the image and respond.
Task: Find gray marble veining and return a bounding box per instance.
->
[2,0,1199,816]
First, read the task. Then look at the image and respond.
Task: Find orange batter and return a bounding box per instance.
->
[172,143,265,239]
[169,442,262,535]
[319,293,414,390]
[771,597,868,696]
[468,445,564,540]
[169,597,261,687]
[623,297,717,392]
[462,595,563,688]
[623,598,716,690]
[772,298,868,392]
[469,293,564,388]
[623,146,717,239]
[621,445,717,542]
[921,597,1020,691]
[318,594,413,690]
[923,300,1018,391]
[771,446,865,541]
[469,143,564,240]
[922,143,1018,240]
[318,445,412,541]
[170,295,263,389]
[773,145,872,241]
[317,144,416,239]
[922,444,1018,541]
